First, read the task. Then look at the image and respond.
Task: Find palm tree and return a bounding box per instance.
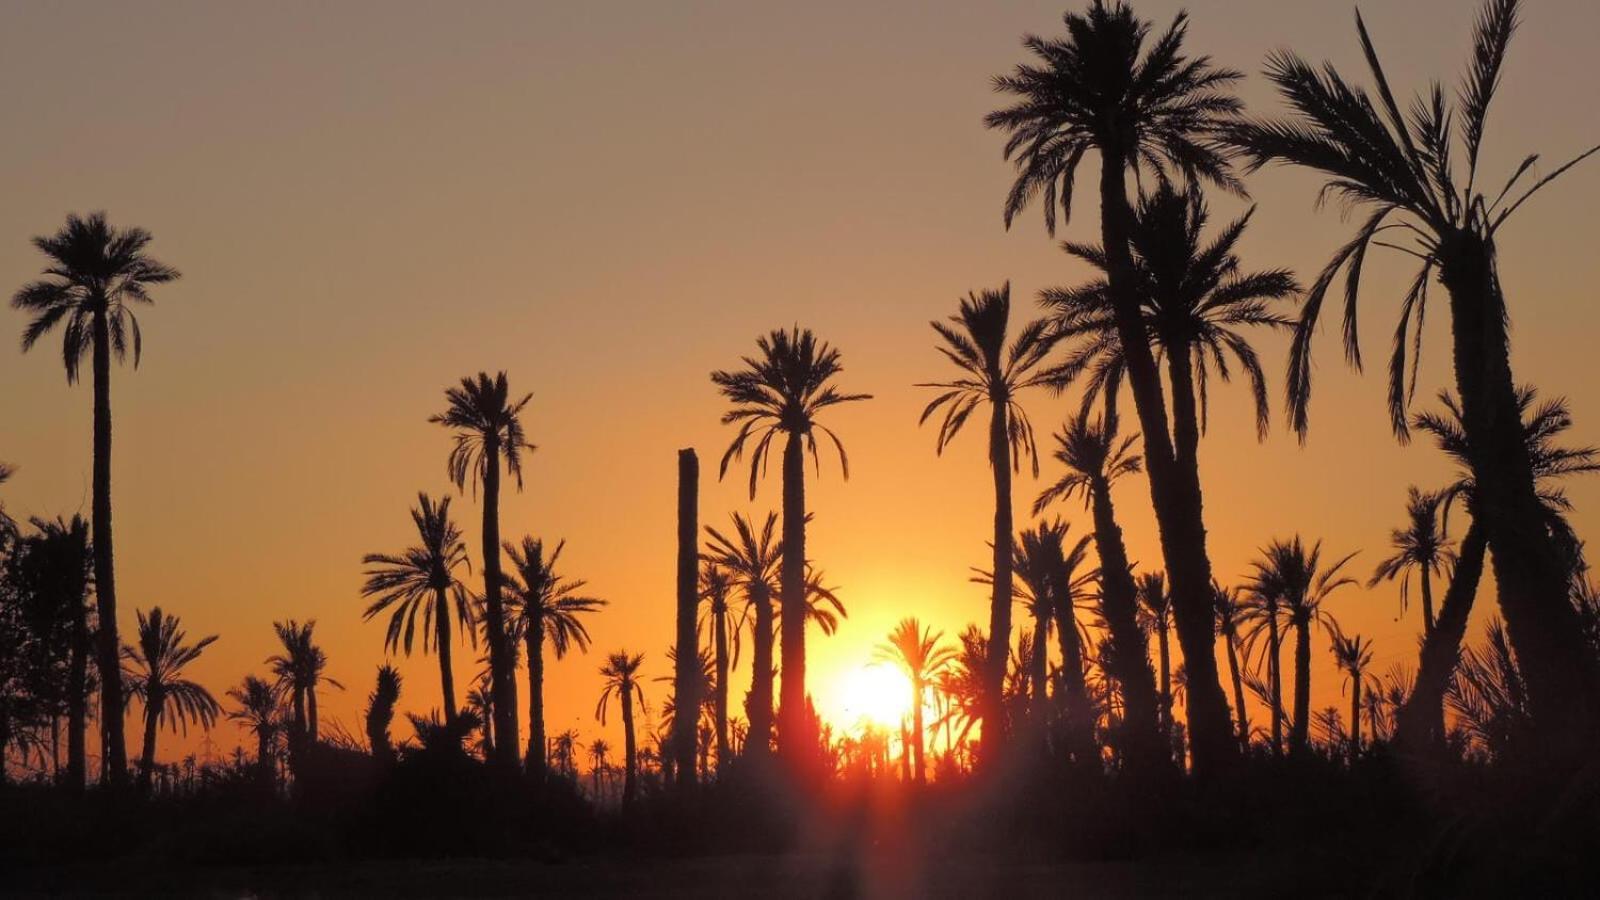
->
[988,1,1245,774]
[1246,538,1358,755]
[596,651,646,804]
[1002,535,1058,720]
[430,371,534,771]
[266,619,342,746]
[1238,577,1286,756]
[360,493,473,727]
[1370,488,1453,637]
[698,562,744,774]
[1212,583,1250,749]
[365,665,402,766]
[1034,412,1161,761]
[1329,629,1374,764]
[15,516,94,788]
[713,328,869,767]
[703,512,780,756]
[550,728,579,779]
[11,213,181,786]
[918,284,1054,762]
[226,676,280,786]
[505,536,606,775]
[587,738,611,799]
[122,607,219,792]
[1136,573,1175,738]
[1229,0,1600,750]
[874,619,958,785]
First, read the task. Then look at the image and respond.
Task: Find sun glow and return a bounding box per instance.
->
[832,663,916,733]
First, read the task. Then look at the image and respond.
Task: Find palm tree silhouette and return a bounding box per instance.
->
[698,562,745,774]
[919,284,1053,763]
[874,618,957,785]
[1238,578,1287,757]
[1003,536,1058,720]
[360,493,474,728]
[505,537,606,775]
[1329,629,1374,764]
[987,1,1245,773]
[365,665,402,766]
[430,372,534,771]
[587,738,610,799]
[1228,0,1600,748]
[1033,412,1161,761]
[267,619,342,746]
[123,607,219,792]
[596,651,646,804]
[1370,488,1453,638]
[703,512,780,756]
[1136,573,1175,739]
[11,213,180,786]
[713,328,869,767]
[1246,538,1358,756]
[1212,583,1250,750]
[226,676,280,786]
[15,515,94,788]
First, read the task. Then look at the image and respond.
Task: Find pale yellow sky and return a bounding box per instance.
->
[2,0,1597,767]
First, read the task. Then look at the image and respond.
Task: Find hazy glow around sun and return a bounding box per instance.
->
[832,664,915,733]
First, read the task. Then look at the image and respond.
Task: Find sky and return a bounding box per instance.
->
[3,0,1598,769]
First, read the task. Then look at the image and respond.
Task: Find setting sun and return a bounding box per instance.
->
[832,664,916,732]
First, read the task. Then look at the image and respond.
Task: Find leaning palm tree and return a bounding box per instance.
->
[1136,573,1175,738]
[360,493,473,727]
[713,328,869,767]
[698,562,744,774]
[1369,488,1453,638]
[703,512,780,756]
[11,213,181,786]
[1329,629,1375,764]
[1246,537,1358,755]
[1034,412,1162,762]
[226,676,280,786]
[123,607,220,792]
[266,619,342,745]
[505,536,606,775]
[1212,583,1250,749]
[874,618,958,785]
[596,651,647,805]
[1229,0,1600,748]
[430,372,534,771]
[918,284,1054,762]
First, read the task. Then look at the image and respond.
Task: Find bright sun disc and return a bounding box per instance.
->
[834,664,915,731]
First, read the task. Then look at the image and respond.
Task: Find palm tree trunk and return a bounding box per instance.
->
[912,676,926,784]
[1350,675,1361,765]
[1224,633,1248,750]
[622,691,638,804]
[983,398,1014,765]
[1054,586,1093,763]
[480,434,521,772]
[1030,611,1048,718]
[1156,622,1172,737]
[525,615,545,774]
[67,598,89,790]
[91,309,127,787]
[138,702,159,792]
[435,586,458,728]
[257,730,273,786]
[1397,518,1487,752]
[1291,619,1311,755]
[1420,568,1436,639]
[673,449,700,787]
[308,687,319,743]
[1267,608,1283,757]
[1087,479,1162,765]
[750,585,775,755]
[714,603,730,774]
[1097,152,1233,776]
[779,431,808,766]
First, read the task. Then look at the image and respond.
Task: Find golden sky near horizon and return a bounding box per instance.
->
[3,0,1598,768]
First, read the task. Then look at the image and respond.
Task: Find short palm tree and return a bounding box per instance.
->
[123,607,219,791]
[12,213,180,786]
[596,651,647,804]
[360,492,474,727]
[267,619,342,746]
[430,371,534,771]
[226,676,280,785]
[505,536,606,775]
[874,618,958,785]
[1369,488,1453,638]
[1229,0,1600,745]
[1329,629,1374,763]
[713,328,869,766]
[365,665,402,766]
[1212,583,1250,749]
[587,738,611,798]
[699,562,745,773]
[703,512,780,755]
[918,284,1054,763]
[987,1,1245,774]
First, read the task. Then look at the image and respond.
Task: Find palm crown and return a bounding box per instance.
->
[430,372,535,494]
[874,618,958,688]
[595,651,647,724]
[703,512,781,608]
[1246,537,1358,631]
[360,493,474,656]
[1368,487,1454,621]
[504,537,607,658]
[123,607,220,735]
[1033,412,1142,515]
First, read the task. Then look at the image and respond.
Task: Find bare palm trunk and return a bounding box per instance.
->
[435,586,458,728]
[1224,633,1248,750]
[1098,155,1234,775]
[673,449,700,786]
[1291,619,1311,755]
[138,701,159,793]
[750,585,775,755]
[1087,478,1162,765]
[1420,568,1436,639]
[480,434,520,772]
[714,601,730,774]
[257,730,273,786]
[1053,587,1094,763]
[912,676,926,784]
[1349,674,1361,764]
[67,597,89,790]
[1397,519,1487,752]
[1030,612,1049,718]
[91,310,127,787]
[1266,602,1283,757]
[525,614,545,774]
[308,686,319,743]
[778,432,808,767]
[622,691,638,805]
[1155,621,1172,738]
[983,399,1014,765]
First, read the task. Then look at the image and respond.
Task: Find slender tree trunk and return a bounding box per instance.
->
[673,449,700,786]
[1350,675,1362,765]
[1397,519,1487,752]
[257,730,273,786]
[1224,632,1248,750]
[1441,237,1598,754]
[1267,602,1283,757]
[1087,479,1162,765]
[1420,569,1436,639]
[749,585,774,755]
[525,614,545,774]
[983,398,1014,765]
[714,600,730,774]
[138,702,159,793]
[1156,621,1172,737]
[435,586,458,729]
[912,676,926,784]
[1097,155,1234,775]
[1030,610,1049,717]
[778,431,808,766]
[622,691,638,804]
[480,435,520,771]
[91,310,127,787]
[1291,618,1311,755]
[308,687,319,743]
[67,596,89,790]
[1054,581,1094,763]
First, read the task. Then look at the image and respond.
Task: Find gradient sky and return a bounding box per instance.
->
[3,0,1598,768]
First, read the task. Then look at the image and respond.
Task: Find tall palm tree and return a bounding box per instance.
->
[1136,573,1175,739]
[703,512,780,756]
[713,328,869,767]
[1034,412,1162,762]
[698,562,744,774]
[360,493,473,727]
[1246,537,1358,755]
[1369,488,1453,638]
[266,620,342,746]
[874,618,958,785]
[988,3,1246,773]
[430,371,534,771]
[1329,629,1374,764]
[596,651,646,804]
[226,676,280,786]
[122,607,219,792]
[1212,583,1250,749]
[1229,0,1600,749]
[11,213,181,786]
[505,536,606,775]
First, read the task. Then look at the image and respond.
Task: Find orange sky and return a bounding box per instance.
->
[3,0,1598,769]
